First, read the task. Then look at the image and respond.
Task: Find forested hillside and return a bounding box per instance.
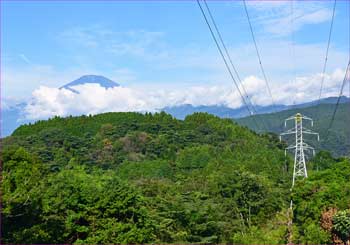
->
[2,112,349,244]
[237,103,350,157]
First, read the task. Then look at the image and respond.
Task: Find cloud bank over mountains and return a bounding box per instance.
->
[23,68,345,120]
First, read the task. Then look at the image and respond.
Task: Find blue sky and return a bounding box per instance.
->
[1,0,350,117]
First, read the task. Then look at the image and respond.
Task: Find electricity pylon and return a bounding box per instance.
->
[280,113,319,187]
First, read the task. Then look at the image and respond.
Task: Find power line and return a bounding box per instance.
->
[196,0,262,131]
[317,0,337,105]
[242,0,278,111]
[242,0,283,130]
[201,0,269,132]
[326,60,350,134]
[325,0,349,136]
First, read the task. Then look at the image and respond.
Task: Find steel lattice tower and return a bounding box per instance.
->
[280,113,319,187]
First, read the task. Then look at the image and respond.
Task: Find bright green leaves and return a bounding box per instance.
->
[176,145,212,170]
[332,210,350,243]
[292,159,350,244]
[117,160,173,180]
[2,150,156,244]
[2,147,44,215]
[1,147,47,243]
[40,166,156,244]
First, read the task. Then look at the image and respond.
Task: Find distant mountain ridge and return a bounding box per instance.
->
[162,96,350,120]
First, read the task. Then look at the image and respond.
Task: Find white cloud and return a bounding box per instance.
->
[24,68,346,120]
[245,1,333,36]
[24,83,240,120]
[272,68,346,104]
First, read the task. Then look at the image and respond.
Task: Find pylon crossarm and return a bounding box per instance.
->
[301,115,313,121]
[280,129,296,141]
[285,145,296,156]
[303,146,315,151]
[302,142,314,148]
[303,131,318,135]
[302,116,314,127]
[303,129,320,141]
[303,127,317,133]
[284,116,295,127]
[280,129,296,136]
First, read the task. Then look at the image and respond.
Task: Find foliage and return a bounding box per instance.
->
[1,111,349,243]
[292,159,350,244]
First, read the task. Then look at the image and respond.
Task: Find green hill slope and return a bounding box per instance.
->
[237,103,350,157]
[2,112,349,244]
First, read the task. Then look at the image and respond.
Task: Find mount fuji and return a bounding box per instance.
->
[60,75,119,93]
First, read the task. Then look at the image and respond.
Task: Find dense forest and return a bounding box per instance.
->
[1,112,350,243]
[237,103,350,157]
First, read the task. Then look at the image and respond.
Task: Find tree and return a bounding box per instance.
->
[2,147,47,243]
